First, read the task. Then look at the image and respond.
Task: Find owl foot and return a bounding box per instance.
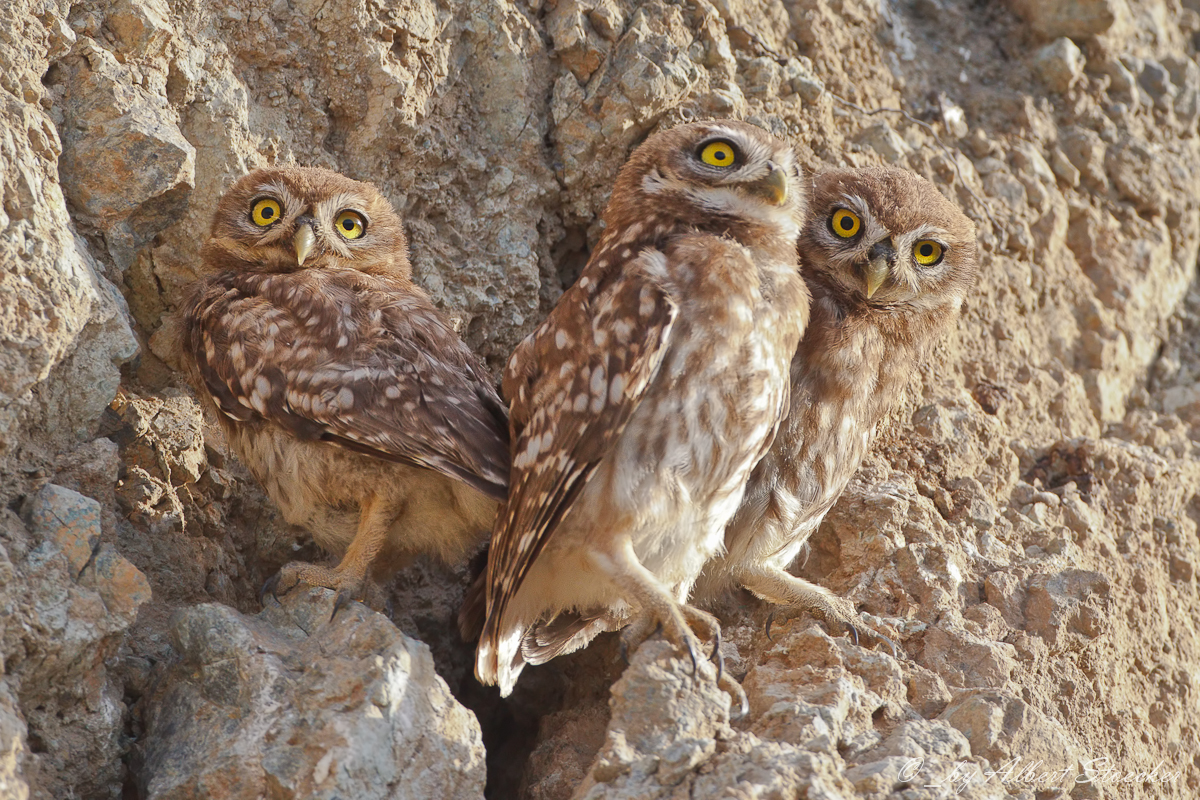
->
[619,602,748,718]
[762,601,899,658]
[258,561,370,612]
[739,564,900,657]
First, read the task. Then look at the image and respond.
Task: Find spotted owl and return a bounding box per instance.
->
[179,166,509,605]
[468,120,810,710]
[694,165,979,642]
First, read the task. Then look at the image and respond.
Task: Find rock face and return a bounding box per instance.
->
[2,0,1200,798]
[137,591,486,800]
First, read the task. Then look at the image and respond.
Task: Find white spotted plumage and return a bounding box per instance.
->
[694,166,980,646]
[180,166,510,602]
[469,121,811,705]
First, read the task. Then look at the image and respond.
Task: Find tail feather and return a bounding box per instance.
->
[476,622,526,696]
[521,610,625,665]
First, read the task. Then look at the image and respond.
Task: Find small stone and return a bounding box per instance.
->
[1162,383,1200,416]
[23,484,101,575]
[1049,147,1081,186]
[105,0,173,58]
[855,121,911,162]
[1059,127,1108,190]
[1034,37,1085,93]
[937,94,969,139]
[1007,0,1128,39]
[1138,60,1176,101]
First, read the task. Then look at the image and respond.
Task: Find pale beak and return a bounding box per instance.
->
[293,223,316,266]
[865,260,889,299]
[864,239,895,299]
[749,162,789,206]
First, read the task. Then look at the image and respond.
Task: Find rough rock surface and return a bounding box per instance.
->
[137,590,486,799]
[2,0,1200,798]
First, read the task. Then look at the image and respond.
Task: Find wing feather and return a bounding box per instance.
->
[477,250,677,683]
[183,268,509,498]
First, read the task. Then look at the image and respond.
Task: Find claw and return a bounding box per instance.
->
[77,536,102,581]
[764,610,776,642]
[259,573,283,606]
[718,672,750,720]
[711,626,725,685]
[849,623,860,647]
[685,637,700,677]
[331,589,356,621]
[879,631,900,659]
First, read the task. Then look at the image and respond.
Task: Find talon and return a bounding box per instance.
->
[712,629,725,685]
[77,536,102,581]
[718,673,749,720]
[764,610,775,642]
[331,589,356,620]
[259,572,287,606]
[849,623,860,647]
[685,638,700,677]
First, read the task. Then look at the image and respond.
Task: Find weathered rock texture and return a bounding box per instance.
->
[2,0,1200,797]
[137,591,486,799]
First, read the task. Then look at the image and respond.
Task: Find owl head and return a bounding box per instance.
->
[802,167,978,314]
[202,166,410,278]
[605,119,806,244]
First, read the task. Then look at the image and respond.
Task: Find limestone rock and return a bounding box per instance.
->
[137,592,486,800]
[3,486,151,799]
[1008,0,1131,39]
[3,0,1200,796]
[54,38,195,272]
[1033,37,1085,94]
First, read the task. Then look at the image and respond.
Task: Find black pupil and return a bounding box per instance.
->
[342,218,354,230]
[840,216,854,230]
[262,206,274,219]
[921,244,933,256]
[715,150,727,160]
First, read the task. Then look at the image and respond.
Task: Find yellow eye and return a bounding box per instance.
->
[334,210,366,240]
[831,209,861,238]
[251,198,282,227]
[913,240,944,266]
[699,141,737,167]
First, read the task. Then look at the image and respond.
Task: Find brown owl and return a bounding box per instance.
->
[180,166,509,606]
[469,121,810,709]
[694,166,979,642]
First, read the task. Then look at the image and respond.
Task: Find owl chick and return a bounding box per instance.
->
[695,166,979,641]
[180,166,509,605]
[471,121,810,706]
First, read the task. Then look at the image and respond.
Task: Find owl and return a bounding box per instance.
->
[693,166,979,642]
[179,166,509,606]
[469,120,810,708]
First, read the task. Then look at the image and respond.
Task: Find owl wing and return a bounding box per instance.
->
[477,250,677,681]
[184,270,509,499]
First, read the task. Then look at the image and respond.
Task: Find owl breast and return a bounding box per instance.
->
[584,242,802,598]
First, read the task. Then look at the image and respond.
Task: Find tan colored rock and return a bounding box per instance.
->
[0,681,29,800]
[3,0,1200,797]
[3,488,151,799]
[138,591,486,800]
[1008,0,1131,39]
[54,38,195,271]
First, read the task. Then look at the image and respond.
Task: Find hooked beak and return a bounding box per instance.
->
[748,161,789,206]
[864,240,895,299]
[293,220,316,266]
